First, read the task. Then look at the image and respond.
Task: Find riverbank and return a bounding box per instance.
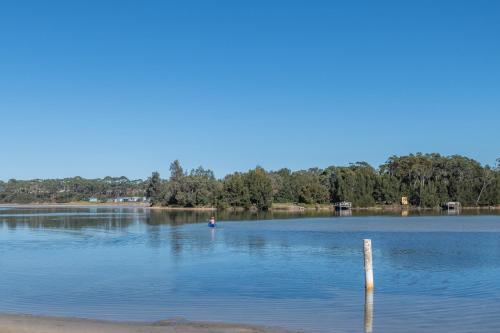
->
[0,314,293,333]
[0,202,151,209]
[0,202,216,211]
[1,202,498,212]
[270,203,500,211]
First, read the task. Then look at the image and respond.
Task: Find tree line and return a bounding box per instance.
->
[1,153,499,208]
[0,176,146,203]
[146,154,500,209]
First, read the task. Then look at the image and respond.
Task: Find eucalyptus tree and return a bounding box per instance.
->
[221,173,251,208]
[145,172,162,206]
[244,167,273,210]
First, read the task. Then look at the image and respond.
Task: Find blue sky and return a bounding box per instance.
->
[1,0,499,180]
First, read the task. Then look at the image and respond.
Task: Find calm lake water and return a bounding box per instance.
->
[1,207,500,333]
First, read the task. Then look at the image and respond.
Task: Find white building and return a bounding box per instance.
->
[113,196,148,203]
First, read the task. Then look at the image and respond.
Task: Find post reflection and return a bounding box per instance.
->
[210,228,216,242]
[364,289,374,333]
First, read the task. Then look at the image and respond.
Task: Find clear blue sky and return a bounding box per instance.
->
[1,0,499,180]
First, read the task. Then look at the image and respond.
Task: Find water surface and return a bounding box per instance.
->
[1,207,500,333]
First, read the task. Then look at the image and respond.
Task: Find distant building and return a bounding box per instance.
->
[334,201,352,210]
[88,197,98,203]
[444,202,461,210]
[114,196,148,203]
[401,196,408,205]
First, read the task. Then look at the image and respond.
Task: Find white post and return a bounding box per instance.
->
[364,239,374,291]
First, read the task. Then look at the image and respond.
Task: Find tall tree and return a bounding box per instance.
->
[244,167,273,210]
[169,160,185,181]
[145,172,162,206]
[222,173,251,208]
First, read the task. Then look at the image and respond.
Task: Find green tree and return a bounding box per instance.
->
[476,165,496,205]
[270,169,295,203]
[164,160,186,205]
[145,171,162,206]
[174,167,219,207]
[169,160,185,181]
[291,169,329,204]
[329,162,377,207]
[244,167,273,210]
[221,173,251,208]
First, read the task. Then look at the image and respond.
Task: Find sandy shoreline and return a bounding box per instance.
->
[0,314,295,333]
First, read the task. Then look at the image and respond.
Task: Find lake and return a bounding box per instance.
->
[1,207,500,333]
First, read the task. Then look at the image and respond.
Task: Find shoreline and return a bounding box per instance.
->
[0,314,294,333]
[0,202,216,211]
[0,202,498,212]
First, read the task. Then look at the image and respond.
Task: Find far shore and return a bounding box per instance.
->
[0,314,294,333]
[0,202,498,212]
[0,202,216,211]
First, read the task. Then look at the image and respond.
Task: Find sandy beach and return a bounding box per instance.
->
[0,314,294,333]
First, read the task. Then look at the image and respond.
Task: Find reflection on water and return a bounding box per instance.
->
[364,290,374,333]
[336,209,352,217]
[1,207,500,333]
[1,206,497,229]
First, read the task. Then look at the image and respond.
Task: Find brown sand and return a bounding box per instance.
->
[0,314,295,333]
